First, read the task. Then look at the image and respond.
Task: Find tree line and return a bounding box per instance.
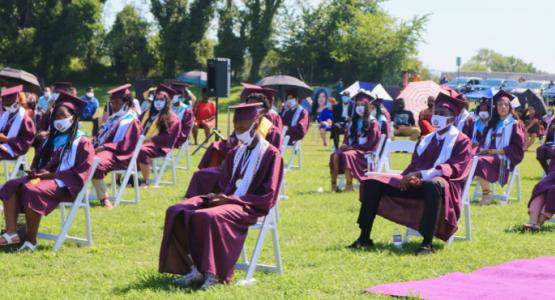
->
[0,0,430,85]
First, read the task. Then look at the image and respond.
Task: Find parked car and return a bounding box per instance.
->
[512,80,550,94]
[543,86,555,105]
[471,78,518,92]
[445,77,482,93]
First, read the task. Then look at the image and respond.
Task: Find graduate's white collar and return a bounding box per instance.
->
[417,125,460,168]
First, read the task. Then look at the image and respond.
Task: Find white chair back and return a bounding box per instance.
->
[382,140,417,174]
[112,135,146,206]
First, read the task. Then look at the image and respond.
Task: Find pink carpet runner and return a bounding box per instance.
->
[365,256,555,299]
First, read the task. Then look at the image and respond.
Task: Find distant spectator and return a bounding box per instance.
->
[549,81,554,89]
[300,96,313,118]
[192,87,216,145]
[392,98,420,141]
[418,96,435,136]
[439,75,448,85]
[523,105,540,150]
[36,87,54,120]
[331,93,354,149]
[317,96,334,147]
[80,86,100,136]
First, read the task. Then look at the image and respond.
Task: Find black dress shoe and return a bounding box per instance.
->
[347,239,374,250]
[415,245,436,256]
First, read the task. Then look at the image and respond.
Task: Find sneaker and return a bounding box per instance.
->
[200,273,220,290]
[172,266,204,287]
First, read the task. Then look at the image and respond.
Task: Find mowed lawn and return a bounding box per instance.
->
[1,85,554,299]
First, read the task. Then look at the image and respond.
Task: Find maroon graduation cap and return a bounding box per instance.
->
[434,92,467,115]
[230,102,263,122]
[56,91,87,115]
[108,83,131,99]
[156,84,178,99]
[1,85,23,102]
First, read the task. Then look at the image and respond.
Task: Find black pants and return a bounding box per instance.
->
[331,122,346,149]
[358,179,444,245]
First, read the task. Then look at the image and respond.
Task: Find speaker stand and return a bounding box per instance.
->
[192,128,225,156]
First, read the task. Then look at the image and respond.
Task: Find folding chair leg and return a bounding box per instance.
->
[516,170,522,202]
[297,146,302,170]
[133,168,140,204]
[464,201,472,241]
[53,202,80,251]
[271,221,283,275]
[84,199,93,245]
[244,224,270,281]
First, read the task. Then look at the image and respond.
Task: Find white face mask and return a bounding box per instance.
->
[172,95,180,104]
[44,92,51,98]
[86,92,94,98]
[148,95,154,101]
[355,105,365,116]
[286,98,297,109]
[113,104,128,117]
[431,114,451,131]
[236,122,256,145]
[5,102,19,114]
[478,111,489,119]
[370,110,377,117]
[54,116,74,133]
[154,99,166,111]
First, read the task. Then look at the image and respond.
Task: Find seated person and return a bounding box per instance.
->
[316,94,333,147]
[471,98,491,148]
[280,89,310,145]
[80,86,100,136]
[524,105,540,150]
[240,83,282,131]
[330,94,382,192]
[35,87,54,123]
[525,121,555,231]
[159,102,283,289]
[0,85,36,160]
[137,84,181,187]
[368,98,391,139]
[454,94,474,139]
[0,92,94,251]
[187,93,283,197]
[351,92,473,255]
[418,96,435,136]
[192,88,216,144]
[331,94,354,149]
[475,91,525,205]
[36,82,73,143]
[170,81,195,148]
[392,98,420,141]
[91,84,143,208]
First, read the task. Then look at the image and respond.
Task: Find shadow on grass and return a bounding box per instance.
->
[113,272,198,295]
[504,224,555,234]
[329,241,445,256]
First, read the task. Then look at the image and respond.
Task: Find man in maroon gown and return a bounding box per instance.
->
[0,85,36,160]
[280,89,310,145]
[159,103,283,289]
[352,92,473,255]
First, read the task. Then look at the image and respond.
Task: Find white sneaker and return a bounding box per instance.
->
[200,273,220,290]
[172,266,204,287]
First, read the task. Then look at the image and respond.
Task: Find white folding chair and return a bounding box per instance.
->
[365,140,417,177]
[2,154,27,181]
[111,135,145,206]
[151,151,177,187]
[236,204,283,286]
[282,126,302,170]
[471,164,522,205]
[403,156,479,246]
[174,140,190,170]
[278,136,290,200]
[337,134,387,188]
[38,157,100,251]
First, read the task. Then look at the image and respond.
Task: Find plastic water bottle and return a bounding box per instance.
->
[393,228,402,249]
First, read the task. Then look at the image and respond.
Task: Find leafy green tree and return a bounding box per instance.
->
[215,0,247,81]
[461,48,541,73]
[106,5,155,79]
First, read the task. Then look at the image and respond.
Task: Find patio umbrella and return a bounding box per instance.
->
[0,67,42,94]
[176,70,207,87]
[396,81,445,122]
[257,75,312,101]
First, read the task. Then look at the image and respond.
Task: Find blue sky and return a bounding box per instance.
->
[103,0,555,73]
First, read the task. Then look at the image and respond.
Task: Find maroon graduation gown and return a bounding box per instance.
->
[475,122,525,183]
[137,111,182,165]
[280,107,310,145]
[329,119,381,180]
[360,133,473,241]
[460,115,474,139]
[266,110,283,134]
[0,110,36,159]
[159,143,283,283]
[93,118,143,179]
[529,144,555,214]
[0,136,95,216]
[176,108,194,148]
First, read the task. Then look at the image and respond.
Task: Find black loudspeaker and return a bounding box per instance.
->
[207,58,230,97]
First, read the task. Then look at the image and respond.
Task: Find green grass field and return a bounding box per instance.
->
[1,85,553,299]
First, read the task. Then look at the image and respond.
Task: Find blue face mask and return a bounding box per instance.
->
[341,96,350,104]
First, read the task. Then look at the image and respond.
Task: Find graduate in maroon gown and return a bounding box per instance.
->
[280,89,310,145]
[330,92,382,192]
[454,94,474,139]
[91,84,143,208]
[137,84,181,187]
[0,92,94,251]
[240,83,283,131]
[352,92,473,255]
[170,81,195,147]
[186,93,283,197]
[523,121,555,231]
[159,102,283,289]
[474,90,525,205]
[0,85,36,161]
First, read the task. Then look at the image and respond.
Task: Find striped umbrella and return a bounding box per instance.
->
[397,81,445,122]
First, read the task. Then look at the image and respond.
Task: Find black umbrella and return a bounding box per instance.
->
[0,67,42,94]
[257,75,312,101]
[513,89,547,116]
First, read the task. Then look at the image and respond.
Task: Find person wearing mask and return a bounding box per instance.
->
[453,94,474,139]
[280,89,310,145]
[392,98,420,141]
[239,83,282,131]
[368,97,391,139]
[330,93,382,192]
[418,96,435,136]
[315,90,333,146]
[137,84,181,187]
[0,85,36,161]
[91,84,143,208]
[472,98,492,150]
[159,102,282,289]
[523,105,540,150]
[170,82,195,148]
[331,93,354,149]
[352,92,473,255]
[192,88,216,145]
[141,87,156,113]
[0,92,94,251]
[475,91,526,205]
[80,86,100,137]
[36,87,54,123]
